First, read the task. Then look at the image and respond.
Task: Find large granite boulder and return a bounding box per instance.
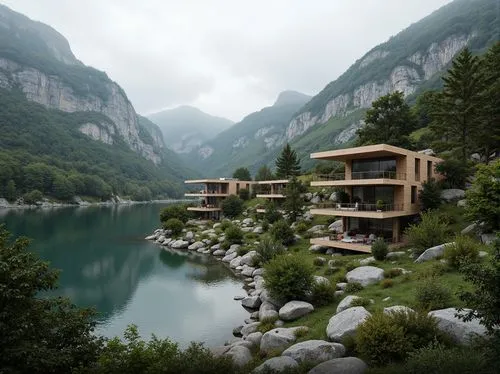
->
[260,327,308,354]
[428,308,487,344]
[309,245,328,253]
[229,256,242,268]
[414,243,453,263]
[259,301,279,321]
[170,240,189,249]
[260,289,285,308]
[188,241,205,250]
[225,345,252,367]
[282,340,345,364]
[345,266,384,287]
[336,295,362,314]
[359,257,376,266]
[279,301,314,321]
[242,296,262,309]
[241,265,256,277]
[241,250,258,266]
[241,322,261,337]
[440,189,465,202]
[222,252,238,262]
[212,249,226,256]
[244,331,262,347]
[254,356,298,373]
[308,357,368,374]
[328,219,343,233]
[326,307,371,342]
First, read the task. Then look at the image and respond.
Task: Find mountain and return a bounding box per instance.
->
[148,106,233,154]
[183,90,311,177]
[0,4,194,200]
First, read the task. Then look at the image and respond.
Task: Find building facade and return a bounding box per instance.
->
[255,179,289,213]
[308,144,443,253]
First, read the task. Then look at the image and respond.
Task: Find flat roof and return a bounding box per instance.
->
[257,179,289,184]
[310,144,443,162]
[185,179,255,184]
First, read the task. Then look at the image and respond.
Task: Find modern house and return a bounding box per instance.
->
[308,144,443,253]
[184,178,254,220]
[255,179,289,213]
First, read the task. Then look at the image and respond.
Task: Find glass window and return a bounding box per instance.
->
[427,161,432,180]
[415,158,420,181]
[411,186,417,204]
[352,186,394,204]
[352,157,396,179]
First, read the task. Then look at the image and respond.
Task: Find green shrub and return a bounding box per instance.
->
[238,188,250,201]
[295,221,310,233]
[419,179,442,211]
[417,262,447,279]
[381,279,394,288]
[269,219,295,246]
[255,236,285,265]
[219,220,233,231]
[221,195,244,218]
[444,235,480,268]
[264,202,282,224]
[160,204,193,223]
[371,238,388,260]
[224,225,243,245]
[264,254,315,302]
[163,218,184,236]
[258,316,278,333]
[324,267,340,276]
[220,241,230,251]
[293,327,308,338]
[23,189,43,204]
[345,262,357,271]
[384,268,403,278]
[313,257,326,267]
[405,212,450,255]
[351,297,371,307]
[344,282,363,293]
[310,281,337,306]
[415,277,453,310]
[261,219,269,232]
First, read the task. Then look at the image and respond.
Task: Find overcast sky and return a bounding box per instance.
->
[4,0,452,121]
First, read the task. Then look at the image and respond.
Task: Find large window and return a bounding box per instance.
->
[352,186,394,205]
[348,218,393,239]
[352,157,396,179]
[411,186,417,204]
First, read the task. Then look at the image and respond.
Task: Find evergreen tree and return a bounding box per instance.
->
[275,144,300,179]
[356,91,416,148]
[283,176,304,222]
[232,167,251,181]
[5,179,16,202]
[254,165,275,181]
[430,48,485,162]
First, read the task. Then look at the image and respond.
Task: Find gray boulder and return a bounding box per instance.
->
[225,345,252,367]
[244,331,262,347]
[185,231,194,240]
[213,249,226,256]
[241,266,256,277]
[260,327,308,354]
[242,218,254,226]
[457,199,467,207]
[253,226,264,234]
[359,256,376,265]
[428,308,487,344]
[314,257,327,266]
[242,296,262,309]
[386,251,405,259]
[170,240,189,249]
[241,250,258,266]
[345,266,384,287]
[279,301,314,321]
[188,241,205,250]
[441,189,465,201]
[241,322,261,336]
[254,356,298,373]
[229,256,243,268]
[210,345,231,357]
[336,295,362,313]
[222,252,238,262]
[259,301,278,320]
[282,340,345,364]
[461,223,477,235]
[308,357,368,374]
[481,233,496,245]
[328,219,343,233]
[260,289,285,308]
[308,225,326,233]
[309,245,327,253]
[253,268,265,277]
[326,307,371,342]
[414,243,453,263]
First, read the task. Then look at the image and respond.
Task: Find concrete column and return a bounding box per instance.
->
[392,218,400,243]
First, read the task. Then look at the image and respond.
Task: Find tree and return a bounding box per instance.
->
[465,159,500,231]
[356,91,416,148]
[160,204,193,224]
[419,179,442,211]
[435,159,471,189]
[232,167,251,181]
[283,176,304,222]
[221,195,244,218]
[238,188,250,201]
[0,225,102,372]
[275,143,300,178]
[52,174,76,201]
[5,179,16,201]
[254,165,275,181]
[23,189,43,204]
[430,48,485,162]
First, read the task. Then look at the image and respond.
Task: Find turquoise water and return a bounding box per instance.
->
[0,204,248,346]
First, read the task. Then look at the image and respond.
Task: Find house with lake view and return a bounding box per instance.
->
[184,178,254,220]
[255,179,289,213]
[309,144,443,253]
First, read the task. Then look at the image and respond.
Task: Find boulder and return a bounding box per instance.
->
[457,199,467,208]
[359,257,376,266]
[336,282,347,290]
[314,257,327,266]
[233,325,243,337]
[311,195,321,204]
[328,220,343,233]
[242,296,262,309]
[226,244,240,255]
[440,189,465,202]
[279,301,314,321]
[242,218,254,226]
[259,301,279,320]
[233,295,245,301]
[461,223,477,235]
[244,331,262,347]
[254,276,266,290]
[170,240,189,249]
[222,252,238,262]
[282,340,345,364]
[253,268,265,277]
[213,222,221,229]
[383,305,415,315]
[303,211,314,221]
[304,192,313,201]
[240,322,261,336]
[345,266,384,287]
[185,231,194,240]
[313,275,330,285]
[229,256,242,268]
[428,308,487,344]
[481,233,496,245]
[308,357,368,374]
[241,250,258,266]
[188,241,205,250]
[309,245,327,253]
[145,234,156,240]
[326,307,371,342]
[225,345,252,367]
[254,356,298,373]
[213,249,226,256]
[210,345,231,357]
[260,327,307,354]
[336,295,362,314]
[386,251,405,259]
[308,225,326,233]
[241,266,256,277]
[414,243,453,263]
[260,289,285,308]
[253,226,264,234]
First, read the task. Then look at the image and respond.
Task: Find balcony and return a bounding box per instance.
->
[310,233,397,254]
[310,202,408,218]
[311,171,406,187]
[184,190,229,197]
[187,204,222,212]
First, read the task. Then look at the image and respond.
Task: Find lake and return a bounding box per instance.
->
[0,203,249,346]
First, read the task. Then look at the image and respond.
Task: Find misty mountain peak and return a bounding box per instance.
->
[273,90,311,107]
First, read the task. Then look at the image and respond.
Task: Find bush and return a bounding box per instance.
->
[313,257,326,267]
[163,218,184,235]
[224,225,243,245]
[371,238,388,260]
[384,268,403,278]
[415,277,453,310]
[381,279,394,288]
[23,189,43,204]
[310,281,337,306]
[344,282,363,293]
[293,327,308,338]
[269,220,295,246]
[261,219,269,232]
[160,204,193,223]
[255,236,285,265]
[345,262,357,271]
[444,235,480,268]
[264,254,315,302]
[419,179,442,211]
[405,212,450,255]
[436,158,471,189]
[258,316,279,333]
[219,220,233,231]
[324,267,340,276]
[238,188,250,201]
[264,202,282,224]
[221,195,244,218]
[295,221,310,233]
[351,297,371,307]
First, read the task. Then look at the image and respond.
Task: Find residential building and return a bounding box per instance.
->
[308,144,443,253]
[184,178,254,220]
[255,179,289,213]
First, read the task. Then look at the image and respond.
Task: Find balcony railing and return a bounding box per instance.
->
[312,232,396,245]
[314,171,406,181]
[313,202,404,212]
[185,190,228,194]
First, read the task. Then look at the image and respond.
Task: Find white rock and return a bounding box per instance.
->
[242,296,262,309]
[309,245,327,253]
[415,243,453,263]
[328,219,343,233]
[336,295,362,313]
[428,308,487,344]
[241,250,258,266]
[326,307,371,342]
[242,218,254,226]
[345,266,384,287]
[170,240,189,249]
[254,276,266,290]
[145,235,156,240]
[213,223,221,229]
[383,305,415,315]
[222,252,238,262]
[282,340,345,364]
[225,345,252,367]
[185,231,194,240]
[308,357,368,374]
[279,301,314,321]
[386,251,405,259]
[253,268,265,277]
[240,322,261,336]
[241,266,256,277]
[259,301,278,320]
[359,257,376,265]
[260,327,307,354]
[260,289,285,308]
[213,249,226,256]
[229,256,242,268]
[457,199,467,207]
[253,226,264,234]
[188,241,205,250]
[461,223,477,235]
[308,225,326,233]
[313,275,330,285]
[244,331,262,347]
[336,282,347,290]
[440,189,465,201]
[254,356,298,373]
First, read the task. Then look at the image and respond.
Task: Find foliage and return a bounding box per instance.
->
[264,201,282,224]
[405,212,450,255]
[269,219,295,246]
[254,165,275,181]
[255,236,285,265]
[93,325,236,374]
[310,281,337,307]
[371,238,388,260]
[381,279,394,288]
[160,204,193,224]
[224,225,244,245]
[5,179,16,201]
[313,257,326,267]
[0,226,103,373]
[356,91,416,148]
[163,218,184,236]
[232,167,251,181]
[219,220,233,231]
[295,221,310,233]
[383,268,403,278]
[257,316,279,334]
[275,143,301,178]
[238,188,250,201]
[283,176,304,222]
[415,277,453,310]
[435,159,471,189]
[350,297,371,308]
[465,159,500,231]
[221,195,244,218]
[263,254,315,302]
[419,179,442,210]
[444,235,480,269]
[344,282,363,293]
[23,189,43,204]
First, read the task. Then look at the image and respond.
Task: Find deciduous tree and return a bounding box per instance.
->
[232,167,251,181]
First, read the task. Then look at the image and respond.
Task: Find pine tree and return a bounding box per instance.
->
[283,176,304,222]
[275,144,300,179]
[5,180,16,202]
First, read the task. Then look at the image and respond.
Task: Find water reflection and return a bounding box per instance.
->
[0,204,248,345]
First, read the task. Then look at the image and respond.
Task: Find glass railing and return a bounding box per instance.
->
[314,171,406,181]
[313,202,404,212]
